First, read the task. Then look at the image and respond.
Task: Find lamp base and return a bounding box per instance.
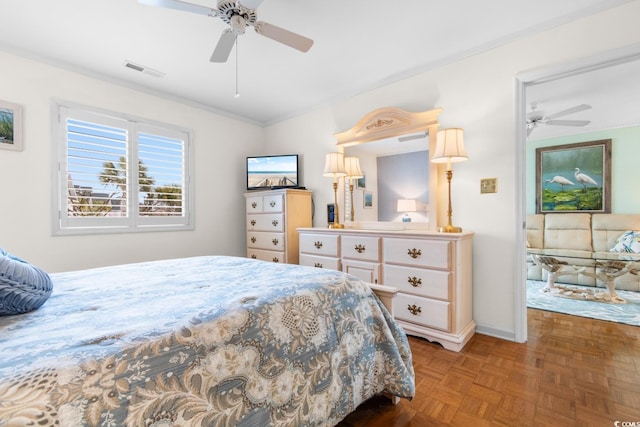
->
[328,223,345,229]
[437,225,462,233]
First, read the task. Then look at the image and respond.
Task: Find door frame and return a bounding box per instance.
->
[514,43,640,343]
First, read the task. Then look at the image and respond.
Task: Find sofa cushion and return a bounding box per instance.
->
[592,214,640,252]
[526,214,544,249]
[543,213,592,252]
[0,248,53,315]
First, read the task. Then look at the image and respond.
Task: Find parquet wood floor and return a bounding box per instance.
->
[338,309,640,426]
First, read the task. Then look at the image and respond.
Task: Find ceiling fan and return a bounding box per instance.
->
[138,0,314,63]
[526,103,592,136]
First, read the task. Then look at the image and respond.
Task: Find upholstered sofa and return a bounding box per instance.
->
[526,213,640,291]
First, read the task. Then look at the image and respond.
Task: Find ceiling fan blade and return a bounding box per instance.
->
[239,0,265,10]
[138,0,218,17]
[546,104,591,119]
[253,21,313,52]
[545,119,591,127]
[210,29,236,63]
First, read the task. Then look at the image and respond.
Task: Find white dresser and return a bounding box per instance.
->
[298,227,474,351]
[245,189,312,264]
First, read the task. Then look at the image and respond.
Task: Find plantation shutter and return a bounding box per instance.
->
[55,104,192,234]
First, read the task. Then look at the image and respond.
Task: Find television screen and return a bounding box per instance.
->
[246,154,299,190]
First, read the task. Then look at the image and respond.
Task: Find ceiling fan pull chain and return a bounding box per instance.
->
[234,37,240,98]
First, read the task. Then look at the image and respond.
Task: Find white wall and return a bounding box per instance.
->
[0,51,263,272]
[263,2,640,340]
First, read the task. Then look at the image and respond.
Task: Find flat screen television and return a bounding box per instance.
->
[246,154,300,190]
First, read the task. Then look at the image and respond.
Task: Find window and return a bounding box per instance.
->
[53,102,193,234]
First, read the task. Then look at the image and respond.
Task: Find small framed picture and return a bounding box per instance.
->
[356,174,366,189]
[363,191,373,209]
[0,100,23,151]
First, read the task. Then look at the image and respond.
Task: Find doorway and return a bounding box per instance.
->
[515,46,640,342]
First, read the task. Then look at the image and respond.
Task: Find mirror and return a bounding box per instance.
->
[344,133,429,223]
[334,107,442,229]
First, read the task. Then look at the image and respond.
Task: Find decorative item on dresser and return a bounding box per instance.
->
[244,188,312,264]
[323,152,347,229]
[431,128,468,233]
[298,227,475,352]
[344,156,364,221]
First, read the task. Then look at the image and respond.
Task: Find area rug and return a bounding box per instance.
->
[527,280,640,326]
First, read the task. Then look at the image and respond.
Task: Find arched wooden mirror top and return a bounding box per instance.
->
[334,107,442,147]
[333,107,443,228]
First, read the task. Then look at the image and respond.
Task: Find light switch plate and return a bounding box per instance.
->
[481,178,498,194]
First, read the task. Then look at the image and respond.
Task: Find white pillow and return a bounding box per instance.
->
[610,230,640,253]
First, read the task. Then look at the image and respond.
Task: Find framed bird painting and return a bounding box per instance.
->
[536,139,611,213]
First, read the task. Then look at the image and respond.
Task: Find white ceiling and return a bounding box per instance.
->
[525,57,640,140]
[0,0,635,126]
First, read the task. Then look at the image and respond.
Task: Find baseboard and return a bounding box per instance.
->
[475,323,517,342]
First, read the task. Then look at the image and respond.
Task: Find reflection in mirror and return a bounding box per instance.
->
[344,132,429,223]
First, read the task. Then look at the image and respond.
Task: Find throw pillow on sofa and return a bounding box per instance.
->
[0,248,53,315]
[610,230,640,254]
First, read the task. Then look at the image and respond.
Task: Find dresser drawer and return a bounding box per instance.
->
[384,238,451,269]
[299,233,340,257]
[341,235,380,262]
[245,194,283,213]
[247,213,284,232]
[247,232,284,251]
[394,293,450,331]
[247,248,285,263]
[384,264,451,300]
[299,254,341,271]
[246,196,264,212]
[263,194,283,212]
[342,259,380,284]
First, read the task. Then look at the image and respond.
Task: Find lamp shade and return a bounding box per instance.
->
[323,152,346,177]
[431,128,468,164]
[343,156,363,179]
[397,199,417,213]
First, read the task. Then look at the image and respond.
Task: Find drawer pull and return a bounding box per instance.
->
[272,257,279,263]
[314,262,323,268]
[251,201,257,209]
[407,248,422,259]
[272,238,279,245]
[314,241,323,249]
[270,200,276,207]
[251,236,257,243]
[354,244,366,253]
[272,219,279,227]
[407,304,422,316]
[250,219,256,226]
[408,276,422,287]
[250,254,257,259]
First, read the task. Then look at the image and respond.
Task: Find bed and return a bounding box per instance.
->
[0,255,414,426]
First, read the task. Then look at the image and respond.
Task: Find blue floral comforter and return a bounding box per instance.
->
[0,256,414,426]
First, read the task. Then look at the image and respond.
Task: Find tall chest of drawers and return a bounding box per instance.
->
[298,228,474,351]
[244,189,312,264]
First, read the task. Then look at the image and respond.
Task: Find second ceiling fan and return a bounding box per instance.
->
[526,103,592,137]
[139,0,314,62]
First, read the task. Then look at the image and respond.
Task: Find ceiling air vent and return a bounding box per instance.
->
[124,61,165,78]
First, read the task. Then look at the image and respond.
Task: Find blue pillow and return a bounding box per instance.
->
[0,248,53,315]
